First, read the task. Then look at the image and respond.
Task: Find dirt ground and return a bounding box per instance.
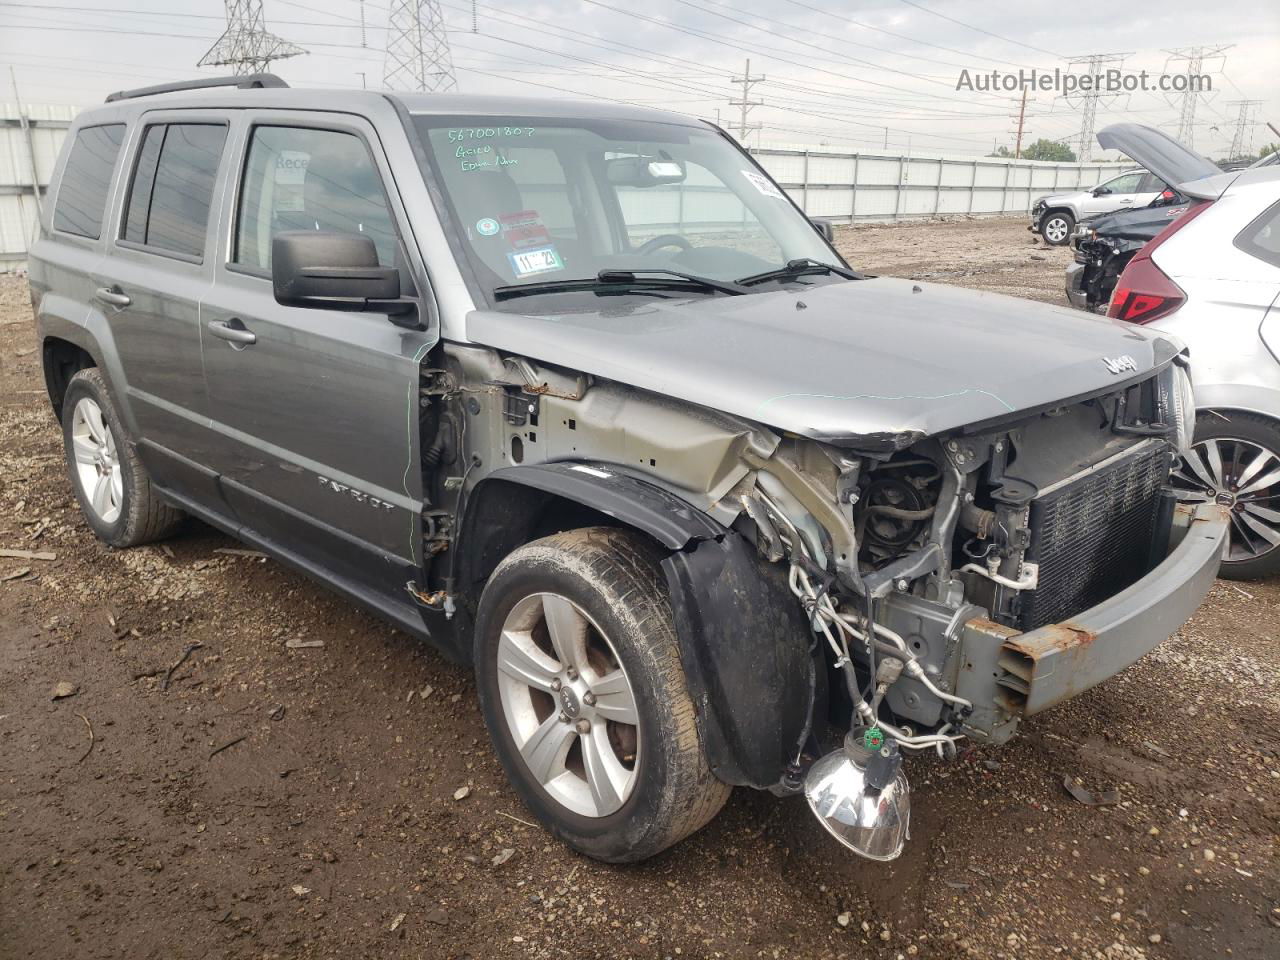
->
[1,216,1276,960]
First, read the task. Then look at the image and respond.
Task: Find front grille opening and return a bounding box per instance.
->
[1017,443,1167,631]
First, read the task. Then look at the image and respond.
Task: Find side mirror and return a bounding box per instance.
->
[1092,186,1111,197]
[272,231,407,313]
[810,217,835,243]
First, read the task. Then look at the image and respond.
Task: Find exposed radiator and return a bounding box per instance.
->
[1017,440,1169,631]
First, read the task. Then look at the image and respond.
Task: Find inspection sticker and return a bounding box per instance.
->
[475,217,500,236]
[508,246,565,277]
[499,209,552,250]
[741,169,785,199]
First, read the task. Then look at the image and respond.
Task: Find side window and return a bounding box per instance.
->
[1235,200,1280,269]
[1138,173,1166,193]
[53,124,126,239]
[121,123,227,259]
[1101,173,1144,194]
[234,126,397,271]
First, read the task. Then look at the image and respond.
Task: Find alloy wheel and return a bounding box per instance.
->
[495,592,640,818]
[1172,437,1280,563]
[1043,216,1070,243]
[70,397,123,525]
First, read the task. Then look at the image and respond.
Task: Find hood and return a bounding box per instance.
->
[1085,202,1191,243]
[1096,123,1219,189]
[466,278,1177,445]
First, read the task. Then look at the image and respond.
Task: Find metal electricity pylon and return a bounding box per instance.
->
[383,0,458,92]
[1061,52,1131,161]
[199,0,307,75]
[1163,45,1232,149]
[1226,99,1263,161]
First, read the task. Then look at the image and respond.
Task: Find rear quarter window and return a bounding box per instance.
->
[1235,199,1280,269]
[53,124,126,239]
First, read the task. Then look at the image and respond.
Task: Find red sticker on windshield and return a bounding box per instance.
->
[499,210,551,250]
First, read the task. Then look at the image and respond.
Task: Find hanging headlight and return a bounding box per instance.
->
[804,727,910,861]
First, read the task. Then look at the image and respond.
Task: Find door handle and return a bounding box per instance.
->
[95,286,131,308]
[207,318,257,346]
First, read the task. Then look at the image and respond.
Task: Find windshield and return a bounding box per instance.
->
[412,114,839,306]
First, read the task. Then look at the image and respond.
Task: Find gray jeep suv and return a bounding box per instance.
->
[29,75,1227,863]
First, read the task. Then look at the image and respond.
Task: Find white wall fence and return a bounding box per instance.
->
[1,103,72,273]
[749,147,1130,222]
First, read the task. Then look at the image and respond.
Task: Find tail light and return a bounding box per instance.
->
[1108,198,1214,324]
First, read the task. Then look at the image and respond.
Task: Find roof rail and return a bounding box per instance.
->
[104,73,288,104]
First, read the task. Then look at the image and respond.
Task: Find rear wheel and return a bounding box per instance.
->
[474,527,730,862]
[1171,412,1280,580]
[61,368,183,548]
[1040,210,1074,245]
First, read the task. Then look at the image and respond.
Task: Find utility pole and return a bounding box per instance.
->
[384,0,458,92]
[1061,52,1130,161]
[199,0,306,75]
[1010,88,1031,159]
[729,59,764,145]
[1163,45,1232,148]
[1225,99,1263,160]
[8,66,41,219]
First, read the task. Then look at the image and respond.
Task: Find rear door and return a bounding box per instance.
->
[200,112,435,608]
[94,113,231,502]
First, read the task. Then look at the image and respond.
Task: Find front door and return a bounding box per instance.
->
[200,114,436,610]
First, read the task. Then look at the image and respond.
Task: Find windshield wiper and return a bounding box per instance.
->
[494,268,747,301]
[736,258,861,287]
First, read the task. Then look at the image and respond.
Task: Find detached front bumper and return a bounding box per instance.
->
[956,502,1228,740]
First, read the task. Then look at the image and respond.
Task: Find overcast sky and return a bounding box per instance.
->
[2,0,1276,159]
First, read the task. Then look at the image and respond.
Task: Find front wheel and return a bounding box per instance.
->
[1171,412,1280,580]
[1039,210,1075,245]
[474,527,730,862]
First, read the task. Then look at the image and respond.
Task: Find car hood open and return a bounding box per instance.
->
[1096,123,1219,190]
[466,277,1178,447]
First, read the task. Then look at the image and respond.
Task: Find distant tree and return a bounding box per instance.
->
[1022,139,1077,162]
[1260,142,1279,159]
[987,145,1014,158]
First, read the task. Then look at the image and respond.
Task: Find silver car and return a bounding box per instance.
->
[1101,123,1280,578]
[1030,169,1168,245]
[27,78,1227,864]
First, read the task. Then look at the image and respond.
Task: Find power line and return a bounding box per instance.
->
[779,0,1043,70]
[893,0,1064,59]
[199,0,307,75]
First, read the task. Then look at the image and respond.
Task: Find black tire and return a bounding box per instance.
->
[61,368,183,548]
[1039,209,1075,245]
[1188,412,1280,580]
[474,527,731,863]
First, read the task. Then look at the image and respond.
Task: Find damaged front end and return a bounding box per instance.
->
[731,357,1225,859]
